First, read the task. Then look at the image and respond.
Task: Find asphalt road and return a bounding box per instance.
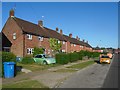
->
[102,53,118,88]
[58,54,118,88]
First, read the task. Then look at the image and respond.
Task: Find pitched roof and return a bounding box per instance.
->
[13,17,50,38]
[84,42,92,48]
[63,35,83,45]
[44,27,67,41]
[93,46,101,50]
[11,17,92,48]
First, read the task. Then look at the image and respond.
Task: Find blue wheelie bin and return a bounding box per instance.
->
[3,62,15,78]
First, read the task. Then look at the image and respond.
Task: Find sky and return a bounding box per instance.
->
[1,2,118,48]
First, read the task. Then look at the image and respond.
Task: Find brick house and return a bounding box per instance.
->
[2,10,92,57]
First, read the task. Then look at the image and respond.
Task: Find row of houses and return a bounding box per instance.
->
[2,10,93,57]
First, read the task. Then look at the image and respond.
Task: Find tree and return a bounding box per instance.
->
[49,38,62,55]
[33,47,44,56]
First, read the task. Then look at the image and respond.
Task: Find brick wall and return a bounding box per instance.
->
[2,17,24,57]
[2,17,93,57]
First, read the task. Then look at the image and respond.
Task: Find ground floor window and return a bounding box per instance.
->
[3,47,10,52]
[62,50,65,52]
[27,48,34,54]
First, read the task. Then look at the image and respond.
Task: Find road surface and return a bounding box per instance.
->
[102,53,118,88]
[58,54,118,88]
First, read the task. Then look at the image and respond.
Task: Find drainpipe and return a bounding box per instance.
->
[23,34,25,57]
[66,41,67,53]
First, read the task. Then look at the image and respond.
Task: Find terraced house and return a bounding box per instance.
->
[2,10,92,57]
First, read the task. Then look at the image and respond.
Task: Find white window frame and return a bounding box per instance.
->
[62,50,65,52]
[58,40,60,44]
[13,33,16,40]
[27,48,34,54]
[27,34,32,40]
[38,36,43,41]
[74,44,76,47]
[63,41,65,44]
[80,45,83,48]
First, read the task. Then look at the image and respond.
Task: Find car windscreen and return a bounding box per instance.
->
[35,55,42,58]
[101,56,109,58]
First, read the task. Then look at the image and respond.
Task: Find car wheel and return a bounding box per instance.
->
[43,61,48,65]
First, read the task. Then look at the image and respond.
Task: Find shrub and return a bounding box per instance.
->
[69,52,79,62]
[21,55,35,64]
[33,47,44,57]
[55,50,101,65]
[92,52,101,58]
[1,52,16,77]
[55,53,70,64]
[86,51,92,59]
[2,52,16,62]
[78,52,83,60]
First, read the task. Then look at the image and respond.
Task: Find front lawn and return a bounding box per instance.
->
[67,60,95,69]
[17,63,60,72]
[2,80,49,88]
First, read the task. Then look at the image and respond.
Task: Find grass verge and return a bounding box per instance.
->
[2,80,49,88]
[67,60,95,69]
[17,63,60,72]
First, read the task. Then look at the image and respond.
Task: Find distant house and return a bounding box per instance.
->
[93,46,103,53]
[2,9,92,57]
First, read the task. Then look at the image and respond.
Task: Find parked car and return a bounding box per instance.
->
[99,55,110,64]
[33,54,56,65]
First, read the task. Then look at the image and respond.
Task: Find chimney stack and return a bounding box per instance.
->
[83,39,85,42]
[38,20,43,27]
[9,9,14,17]
[60,29,63,35]
[56,27,59,32]
[86,41,88,43]
[76,36,78,40]
[69,33,72,38]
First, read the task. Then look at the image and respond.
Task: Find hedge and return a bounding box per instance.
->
[2,52,16,63]
[55,51,101,64]
[55,53,70,64]
[69,52,79,62]
[21,55,35,64]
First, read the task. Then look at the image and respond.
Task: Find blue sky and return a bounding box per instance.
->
[1,2,118,48]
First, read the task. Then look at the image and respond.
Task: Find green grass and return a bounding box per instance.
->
[2,80,49,88]
[17,63,60,72]
[67,60,95,69]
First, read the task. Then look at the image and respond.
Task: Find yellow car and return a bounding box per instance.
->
[99,55,111,64]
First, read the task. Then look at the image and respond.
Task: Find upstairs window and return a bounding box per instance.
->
[74,44,76,47]
[63,41,65,44]
[27,34,32,40]
[80,46,83,48]
[71,44,73,46]
[38,36,43,41]
[13,33,16,40]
